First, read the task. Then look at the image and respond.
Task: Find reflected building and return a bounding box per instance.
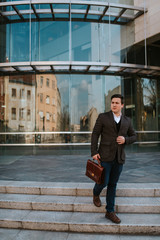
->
[4,75,35,132]
[36,74,60,132]
[80,107,98,132]
[105,86,121,112]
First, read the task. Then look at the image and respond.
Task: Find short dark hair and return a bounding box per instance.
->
[111,94,124,104]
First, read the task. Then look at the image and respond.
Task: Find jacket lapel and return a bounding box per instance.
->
[119,115,125,134]
[109,111,117,133]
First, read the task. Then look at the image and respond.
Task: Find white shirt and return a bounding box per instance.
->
[112,112,121,124]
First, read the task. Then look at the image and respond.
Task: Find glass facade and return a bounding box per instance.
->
[0,0,160,155]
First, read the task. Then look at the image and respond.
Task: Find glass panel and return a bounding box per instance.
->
[0,23,7,62]
[123,76,160,145]
[52,4,69,10]
[34,4,50,10]
[0,75,36,138]
[87,15,100,20]
[31,21,69,61]
[72,14,85,19]
[147,40,160,67]
[35,74,69,133]
[142,78,158,131]
[0,22,30,63]
[39,14,52,19]
[109,0,134,5]
[54,14,68,19]
[8,15,20,20]
[71,4,87,10]
[16,4,30,11]
[110,18,146,65]
[70,74,121,135]
[109,7,122,15]
[71,22,91,61]
[0,73,160,153]
[71,22,109,62]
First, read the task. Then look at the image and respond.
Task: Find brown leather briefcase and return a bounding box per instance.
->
[85,159,105,184]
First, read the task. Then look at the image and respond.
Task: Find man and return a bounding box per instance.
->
[91,94,136,224]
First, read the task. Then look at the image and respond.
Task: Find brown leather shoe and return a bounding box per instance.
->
[93,195,101,207]
[105,211,121,224]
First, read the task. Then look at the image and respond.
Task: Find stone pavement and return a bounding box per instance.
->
[0,152,160,240]
[1,229,160,240]
[0,152,160,183]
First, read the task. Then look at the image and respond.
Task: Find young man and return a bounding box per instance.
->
[91,94,136,224]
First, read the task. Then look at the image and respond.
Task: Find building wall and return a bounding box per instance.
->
[134,0,160,43]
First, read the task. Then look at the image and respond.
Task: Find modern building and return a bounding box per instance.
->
[0,0,160,155]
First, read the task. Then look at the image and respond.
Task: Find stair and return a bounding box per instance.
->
[0,181,160,238]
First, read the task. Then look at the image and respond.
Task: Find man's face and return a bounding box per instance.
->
[111,97,124,115]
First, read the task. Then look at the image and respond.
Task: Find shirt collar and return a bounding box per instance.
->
[112,112,121,124]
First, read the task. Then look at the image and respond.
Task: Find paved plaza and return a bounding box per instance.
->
[0,152,160,183]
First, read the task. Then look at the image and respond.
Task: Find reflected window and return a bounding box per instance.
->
[6,22,30,62]
[40,76,43,87]
[20,89,25,98]
[52,113,56,122]
[11,108,16,120]
[19,125,24,131]
[32,21,69,61]
[27,109,31,121]
[12,88,16,97]
[19,108,24,120]
[52,97,55,105]
[46,78,50,87]
[40,93,43,103]
[27,90,31,100]
[46,95,50,104]
[52,80,55,89]
[142,78,157,130]
[72,22,91,61]
[46,112,50,121]
[39,111,43,120]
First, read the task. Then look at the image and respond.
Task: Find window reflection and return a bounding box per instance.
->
[7,22,29,62]
[36,74,60,132]
[31,21,69,61]
[0,4,143,64]
[70,75,121,133]
[123,76,160,143]
[0,73,160,146]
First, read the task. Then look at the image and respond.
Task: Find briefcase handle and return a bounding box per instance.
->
[92,158,102,167]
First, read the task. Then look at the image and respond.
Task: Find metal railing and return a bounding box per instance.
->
[0,131,160,146]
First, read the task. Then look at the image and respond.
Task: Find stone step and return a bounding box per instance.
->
[0,193,160,214]
[0,209,160,235]
[1,228,160,240]
[0,181,160,197]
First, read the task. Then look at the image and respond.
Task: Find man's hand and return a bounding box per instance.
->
[92,154,101,165]
[116,136,125,145]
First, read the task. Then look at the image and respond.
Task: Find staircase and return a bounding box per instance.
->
[0,181,160,239]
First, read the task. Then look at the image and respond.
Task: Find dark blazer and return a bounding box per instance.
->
[91,110,136,164]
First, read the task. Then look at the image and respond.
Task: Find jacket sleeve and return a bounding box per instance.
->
[125,119,137,145]
[91,114,103,157]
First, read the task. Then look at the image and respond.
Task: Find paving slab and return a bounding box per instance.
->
[0,229,160,240]
[0,153,160,183]
[0,228,20,240]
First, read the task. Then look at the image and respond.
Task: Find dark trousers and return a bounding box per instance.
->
[93,158,123,212]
